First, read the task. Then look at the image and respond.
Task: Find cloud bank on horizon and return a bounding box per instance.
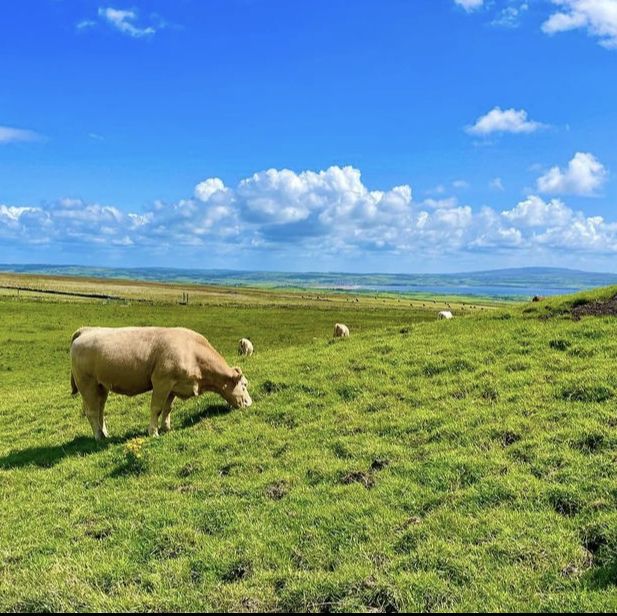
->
[2,163,616,266]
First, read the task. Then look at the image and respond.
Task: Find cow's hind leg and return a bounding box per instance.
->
[159,393,175,434]
[149,386,171,437]
[79,379,106,441]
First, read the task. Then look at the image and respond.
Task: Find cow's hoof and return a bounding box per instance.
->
[148,428,159,438]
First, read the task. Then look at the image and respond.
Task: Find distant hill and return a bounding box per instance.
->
[1,264,616,298]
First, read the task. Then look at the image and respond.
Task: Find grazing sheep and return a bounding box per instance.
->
[334,323,350,338]
[238,338,254,356]
[438,310,453,320]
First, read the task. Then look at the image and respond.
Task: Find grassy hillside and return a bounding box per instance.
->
[1,283,616,611]
[0,271,503,310]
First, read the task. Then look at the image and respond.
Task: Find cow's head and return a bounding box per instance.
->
[222,367,252,409]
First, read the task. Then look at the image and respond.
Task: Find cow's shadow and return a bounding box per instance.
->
[0,435,124,470]
[178,403,231,428]
[0,403,232,470]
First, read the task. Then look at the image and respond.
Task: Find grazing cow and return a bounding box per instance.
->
[532,295,545,302]
[238,338,254,356]
[438,310,453,320]
[333,323,350,338]
[70,327,252,440]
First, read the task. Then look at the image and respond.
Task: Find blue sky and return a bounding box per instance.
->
[1,0,617,273]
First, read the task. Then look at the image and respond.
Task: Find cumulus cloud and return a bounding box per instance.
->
[454,0,484,12]
[542,0,617,49]
[0,125,41,144]
[502,195,574,226]
[194,178,227,202]
[94,7,157,37]
[3,165,617,260]
[536,152,608,196]
[466,107,545,136]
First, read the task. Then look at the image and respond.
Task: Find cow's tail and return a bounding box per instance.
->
[70,327,87,396]
[71,372,79,396]
[71,327,87,345]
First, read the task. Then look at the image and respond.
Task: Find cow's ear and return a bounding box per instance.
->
[232,367,243,381]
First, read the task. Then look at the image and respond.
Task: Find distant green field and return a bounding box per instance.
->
[1,282,617,611]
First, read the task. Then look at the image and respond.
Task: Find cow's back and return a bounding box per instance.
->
[71,327,196,395]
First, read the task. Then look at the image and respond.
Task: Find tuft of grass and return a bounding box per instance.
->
[549,339,572,351]
[559,383,613,403]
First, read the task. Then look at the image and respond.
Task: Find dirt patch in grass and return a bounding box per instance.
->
[220,560,252,583]
[341,470,375,489]
[341,459,389,490]
[572,295,617,320]
[265,480,289,500]
[370,458,390,472]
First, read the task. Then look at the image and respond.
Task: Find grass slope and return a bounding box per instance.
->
[1,289,617,611]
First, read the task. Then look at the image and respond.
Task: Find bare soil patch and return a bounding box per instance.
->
[572,295,617,320]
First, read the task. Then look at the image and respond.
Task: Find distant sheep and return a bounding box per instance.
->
[238,338,254,356]
[334,323,350,338]
[438,310,453,320]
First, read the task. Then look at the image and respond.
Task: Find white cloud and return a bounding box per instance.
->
[422,197,460,210]
[542,0,617,49]
[77,20,96,31]
[466,107,545,136]
[452,179,470,189]
[97,7,156,38]
[454,0,484,12]
[426,184,446,195]
[502,195,573,226]
[492,3,529,28]
[0,125,41,144]
[490,177,505,191]
[3,166,617,259]
[194,178,227,202]
[536,152,608,196]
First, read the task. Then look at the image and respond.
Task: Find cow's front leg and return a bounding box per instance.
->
[149,387,170,437]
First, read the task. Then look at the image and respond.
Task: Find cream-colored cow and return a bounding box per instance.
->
[438,310,453,320]
[70,326,252,440]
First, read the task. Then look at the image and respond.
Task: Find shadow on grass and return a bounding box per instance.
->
[582,561,617,589]
[0,403,232,470]
[0,434,133,470]
[178,403,232,428]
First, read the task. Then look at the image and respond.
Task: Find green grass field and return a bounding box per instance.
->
[1,278,616,611]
